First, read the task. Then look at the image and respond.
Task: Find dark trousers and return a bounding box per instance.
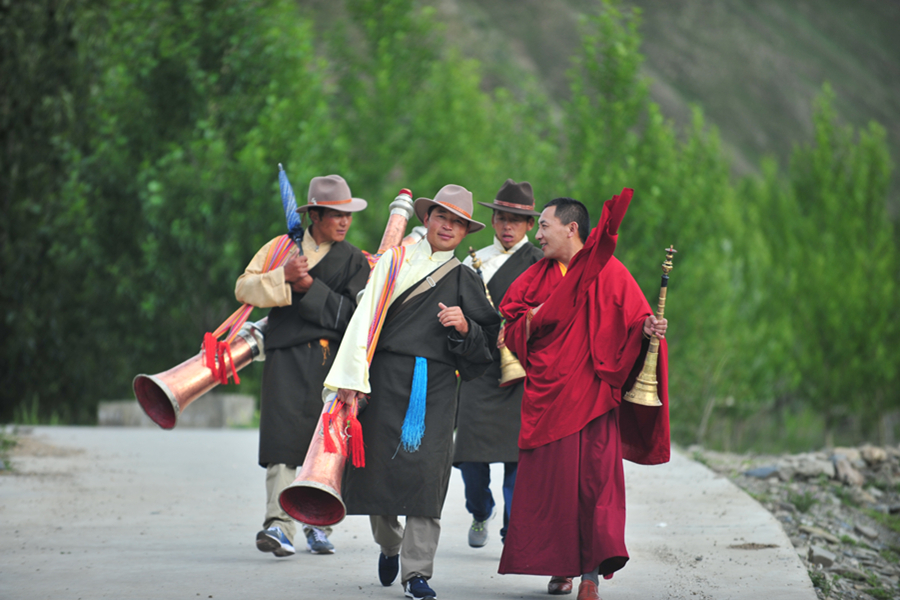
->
[457,461,517,541]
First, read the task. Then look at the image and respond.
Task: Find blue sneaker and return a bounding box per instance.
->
[256,526,295,557]
[305,527,335,554]
[379,552,400,586]
[404,576,437,600]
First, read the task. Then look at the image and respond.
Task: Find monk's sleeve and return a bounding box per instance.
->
[619,334,671,465]
[235,238,293,308]
[588,265,651,389]
[605,263,671,465]
[297,251,369,333]
[498,264,538,361]
[450,270,502,381]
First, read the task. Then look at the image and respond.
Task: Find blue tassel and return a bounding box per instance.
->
[400,357,428,452]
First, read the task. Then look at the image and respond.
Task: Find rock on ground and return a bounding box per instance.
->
[691,443,900,600]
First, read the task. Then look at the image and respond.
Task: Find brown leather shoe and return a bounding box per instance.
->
[547,576,573,595]
[577,580,600,600]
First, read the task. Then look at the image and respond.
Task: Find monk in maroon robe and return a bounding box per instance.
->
[497,192,670,600]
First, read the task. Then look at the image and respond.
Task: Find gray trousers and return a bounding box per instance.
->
[370,515,441,584]
[264,463,332,543]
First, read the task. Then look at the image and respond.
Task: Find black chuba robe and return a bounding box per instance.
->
[454,242,543,464]
[258,241,369,468]
[342,263,501,518]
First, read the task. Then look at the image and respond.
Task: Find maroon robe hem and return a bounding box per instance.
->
[498,411,628,577]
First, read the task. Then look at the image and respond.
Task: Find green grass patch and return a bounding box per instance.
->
[748,491,772,505]
[788,491,817,513]
[863,509,900,535]
[691,450,710,468]
[879,547,899,564]
[0,430,17,471]
[831,484,859,508]
[808,570,832,596]
[869,479,896,493]
[860,569,895,599]
[12,397,61,425]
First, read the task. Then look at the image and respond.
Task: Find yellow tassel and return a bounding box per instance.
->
[320,339,330,365]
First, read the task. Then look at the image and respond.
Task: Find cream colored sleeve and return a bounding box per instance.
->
[234,238,294,308]
[322,252,394,395]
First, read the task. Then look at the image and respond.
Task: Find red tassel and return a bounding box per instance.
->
[322,411,338,454]
[220,341,240,385]
[203,332,218,373]
[203,333,241,386]
[348,411,365,468]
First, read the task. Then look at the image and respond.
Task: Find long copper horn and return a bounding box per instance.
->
[401,225,427,247]
[375,189,416,253]
[279,188,417,525]
[279,393,349,527]
[132,319,267,429]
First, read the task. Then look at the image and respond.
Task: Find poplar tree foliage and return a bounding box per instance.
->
[2,0,338,421]
[2,0,895,451]
[562,6,766,444]
[743,87,898,445]
[326,0,556,250]
[1,0,90,421]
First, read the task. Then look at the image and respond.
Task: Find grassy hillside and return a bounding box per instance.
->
[302,0,899,203]
[630,0,900,180]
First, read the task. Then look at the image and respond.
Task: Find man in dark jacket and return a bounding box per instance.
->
[325,184,501,600]
[454,179,543,548]
[235,174,370,557]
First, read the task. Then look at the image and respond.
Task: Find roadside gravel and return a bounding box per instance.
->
[689,444,900,600]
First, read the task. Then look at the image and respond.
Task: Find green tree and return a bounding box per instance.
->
[2,0,336,422]
[745,85,898,445]
[562,0,763,446]
[1,0,93,422]
[326,0,559,254]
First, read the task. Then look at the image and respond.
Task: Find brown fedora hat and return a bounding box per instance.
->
[476,179,541,216]
[414,184,485,233]
[296,174,368,214]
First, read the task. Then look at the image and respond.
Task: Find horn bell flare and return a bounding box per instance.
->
[279,410,348,527]
[623,350,663,407]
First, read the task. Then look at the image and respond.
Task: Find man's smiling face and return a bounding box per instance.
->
[424,206,468,253]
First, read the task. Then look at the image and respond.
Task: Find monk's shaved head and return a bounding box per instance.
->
[542,198,589,243]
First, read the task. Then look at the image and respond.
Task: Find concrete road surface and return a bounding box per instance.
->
[0,427,816,599]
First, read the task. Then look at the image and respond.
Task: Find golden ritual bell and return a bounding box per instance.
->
[468,247,526,388]
[623,245,677,407]
[498,344,526,387]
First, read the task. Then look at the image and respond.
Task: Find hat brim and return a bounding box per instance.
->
[296,198,368,214]
[476,200,541,217]
[414,198,485,234]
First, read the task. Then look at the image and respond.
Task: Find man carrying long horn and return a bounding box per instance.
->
[235,174,369,558]
[324,184,501,600]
